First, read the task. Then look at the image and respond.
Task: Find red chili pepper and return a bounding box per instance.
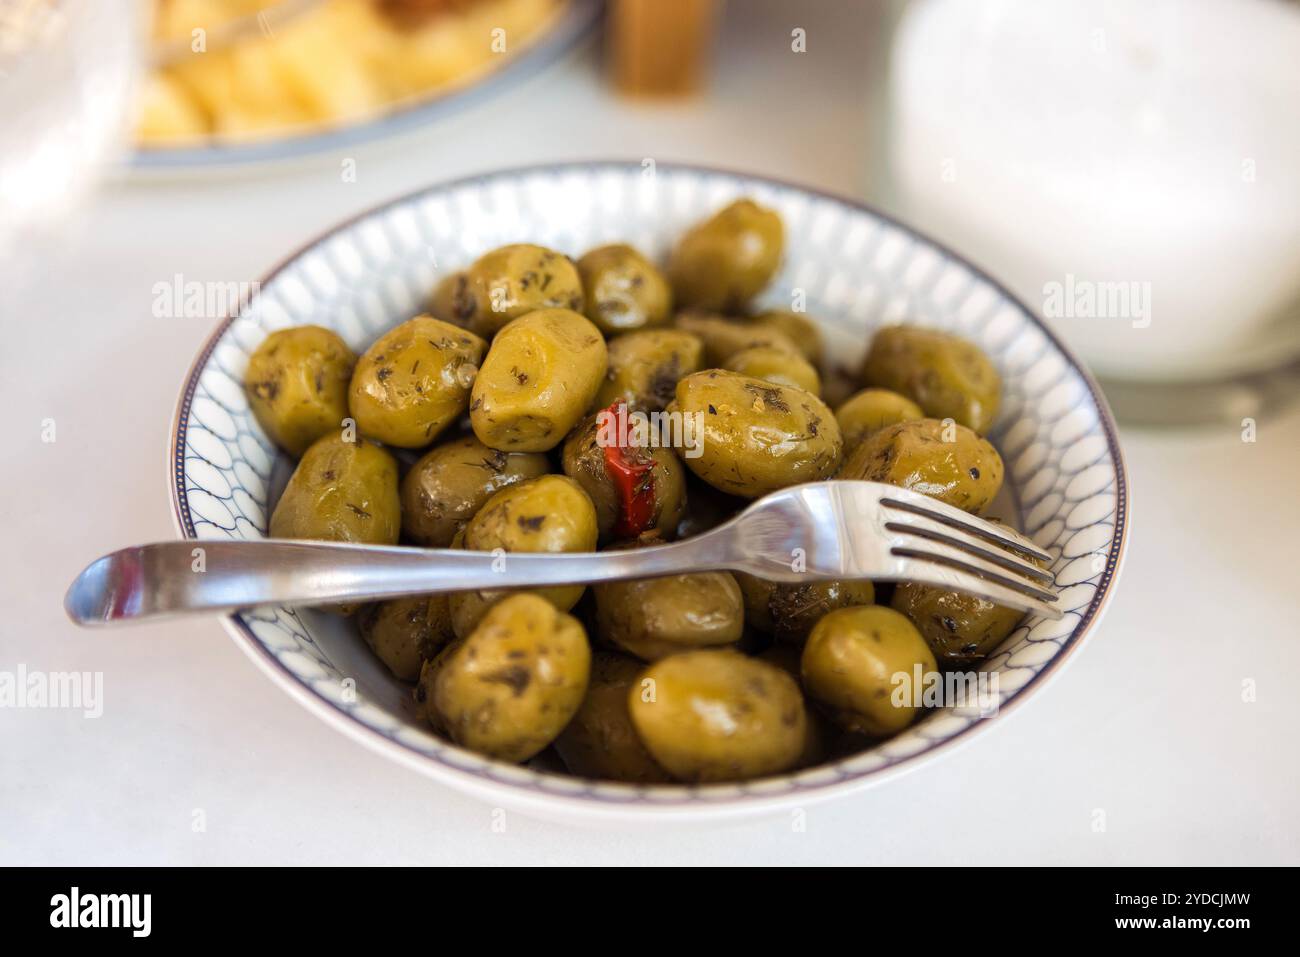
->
[599,402,657,539]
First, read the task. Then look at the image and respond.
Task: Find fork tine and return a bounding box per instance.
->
[877,489,1052,563]
[888,560,1064,620]
[891,540,1059,604]
[883,515,1053,583]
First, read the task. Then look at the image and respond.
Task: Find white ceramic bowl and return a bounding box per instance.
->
[170,162,1130,823]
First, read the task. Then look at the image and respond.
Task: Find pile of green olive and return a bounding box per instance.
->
[244,198,1017,784]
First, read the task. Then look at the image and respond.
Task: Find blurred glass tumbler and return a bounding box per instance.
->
[886,0,1300,393]
[610,0,719,96]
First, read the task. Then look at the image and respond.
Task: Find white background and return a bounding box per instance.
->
[3,1,1297,865]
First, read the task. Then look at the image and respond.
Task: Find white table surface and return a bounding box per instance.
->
[3,0,1298,866]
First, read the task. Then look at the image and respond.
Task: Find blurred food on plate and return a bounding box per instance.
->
[137,0,564,146]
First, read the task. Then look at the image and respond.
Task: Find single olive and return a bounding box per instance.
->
[670,370,842,498]
[356,594,455,681]
[400,435,549,547]
[348,315,486,449]
[269,433,400,546]
[668,199,785,311]
[628,649,806,782]
[461,243,585,338]
[469,308,608,452]
[433,593,591,763]
[673,311,800,367]
[576,243,673,334]
[737,575,876,645]
[751,309,823,363]
[448,474,599,637]
[245,325,356,456]
[594,328,704,412]
[892,582,1026,665]
[593,566,744,661]
[837,417,1004,513]
[801,605,938,737]
[724,344,821,395]
[860,325,1002,435]
[561,411,687,543]
[835,388,925,451]
[553,652,673,783]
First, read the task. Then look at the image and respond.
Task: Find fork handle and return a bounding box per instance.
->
[64,537,733,626]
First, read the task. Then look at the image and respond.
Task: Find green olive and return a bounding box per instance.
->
[469,308,608,452]
[627,649,806,782]
[838,417,1004,513]
[245,325,356,456]
[737,575,876,645]
[461,244,585,338]
[269,433,400,545]
[891,582,1025,666]
[553,652,672,783]
[593,567,743,661]
[356,594,455,681]
[448,474,598,637]
[835,388,925,451]
[429,271,474,329]
[724,345,821,395]
[400,435,549,547]
[348,315,486,449]
[673,311,799,367]
[670,370,842,498]
[433,593,591,763]
[750,309,822,363]
[860,325,1002,434]
[576,243,672,334]
[593,329,704,412]
[801,605,937,737]
[668,199,785,311]
[561,411,687,543]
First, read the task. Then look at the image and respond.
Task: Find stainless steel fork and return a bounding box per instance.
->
[65,480,1060,626]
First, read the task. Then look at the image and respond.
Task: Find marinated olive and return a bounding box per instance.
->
[553,652,672,783]
[461,244,585,338]
[668,199,785,311]
[724,344,821,395]
[357,594,454,681]
[593,328,704,412]
[751,309,822,363]
[561,410,687,543]
[433,593,591,763]
[801,605,937,737]
[838,417,1004,513]
[738,575,876,645]
[470,308,608,452]
[269,433,400,545]
[348,315,486,448]
[627,649,806,782]
[670,370,842,498]
[891,582,1025,666]
[861,325,1001,435]
[576,243,673,334]
[400,435,549,547]
[245,325,356,456]
[673,311,799,367]
[593,566,743,661]
[448,474,599,637]
[835,388,924,451]
[429,271,474,328]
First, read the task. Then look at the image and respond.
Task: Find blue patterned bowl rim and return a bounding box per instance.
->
[169,160,1130,814]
